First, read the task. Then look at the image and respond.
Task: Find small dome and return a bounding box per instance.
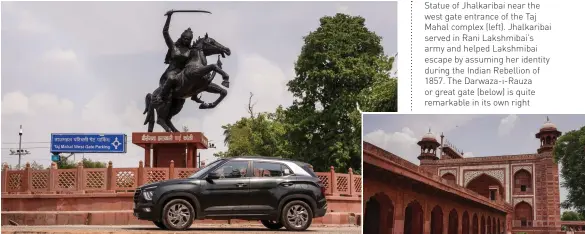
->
[421,132,438,142]
[540,118,557,131]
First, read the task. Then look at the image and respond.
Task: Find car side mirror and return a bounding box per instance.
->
[207,171,220,180]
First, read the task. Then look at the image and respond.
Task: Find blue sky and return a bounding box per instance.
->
[1,2,397,168]
[363,114,585,208]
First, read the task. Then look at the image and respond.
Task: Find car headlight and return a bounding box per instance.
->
[142,186,157,200]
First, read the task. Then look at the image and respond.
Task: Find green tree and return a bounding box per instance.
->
[7,161,46,170]
[358,57,397,112]
[561,211,585,221]
[58,158,107,169]
[215,93,291,158]
[554,126,585,216]
[285,13,392,172]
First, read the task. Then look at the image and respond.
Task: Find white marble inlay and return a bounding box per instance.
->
[513,197,533,207]
[463,170,505,187]
[512,165,533,175]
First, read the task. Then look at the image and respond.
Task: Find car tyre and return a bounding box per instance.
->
[261,220,284,230]
[280,200,313,231]
[161,198,195,231]
[153,220,167,229]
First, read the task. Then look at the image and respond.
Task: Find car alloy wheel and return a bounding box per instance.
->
[281,200,313,231]
[261,220,284,230]
[162,199,195,231]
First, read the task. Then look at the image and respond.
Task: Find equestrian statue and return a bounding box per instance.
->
[143,9,231,132]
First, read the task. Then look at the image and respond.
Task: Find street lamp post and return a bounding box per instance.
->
[18,125,23,169]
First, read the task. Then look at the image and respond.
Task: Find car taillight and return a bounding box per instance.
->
[319,184,326,195]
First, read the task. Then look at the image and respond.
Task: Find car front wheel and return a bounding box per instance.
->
[281,200,313,231]
[161,199,195,231]
[261,220,284,230]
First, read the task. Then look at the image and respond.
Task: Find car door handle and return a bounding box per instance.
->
[236,183,248,188]
[281,182,293,187]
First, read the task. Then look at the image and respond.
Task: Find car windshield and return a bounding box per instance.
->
[188,159,223,178]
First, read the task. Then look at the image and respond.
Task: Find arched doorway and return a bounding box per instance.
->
[431,206,443,234]
[487,216,492,234]
[462,211,470,234]
[466,174,504,200]
[364,193,394,234]
[442,173,456,184]
[481,216,485,234]
[364,197,381,234]
[448,209,458,234]
[404,201,424,234]
[492,218,496,234]
[514,169,532,194]
[472,214,479,234]
[514,202,533,227]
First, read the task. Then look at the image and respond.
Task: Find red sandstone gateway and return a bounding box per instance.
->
[363,119,565,233]
[133,156,328,231]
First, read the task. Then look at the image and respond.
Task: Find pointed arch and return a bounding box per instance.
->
[442,173,456,184]
[466,174,505,200]
[404,200,424,234]
[513,169,532,194]
[364,193,395,234]
[462,211,470,234]
[514,201,533,227]
[431,205,444,234]
[448,209,458,234]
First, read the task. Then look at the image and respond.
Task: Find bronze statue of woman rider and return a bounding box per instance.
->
[153,10,211,104]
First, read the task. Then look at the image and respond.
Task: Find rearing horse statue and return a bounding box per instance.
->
[143,33,231,132]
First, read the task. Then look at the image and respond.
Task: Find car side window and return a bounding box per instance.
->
[212,160,249,179]
[253,162,289,177]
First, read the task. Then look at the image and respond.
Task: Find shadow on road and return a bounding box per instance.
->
[122,227,317,232]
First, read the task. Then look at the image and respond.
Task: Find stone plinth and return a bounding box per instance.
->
[131,132,208,168]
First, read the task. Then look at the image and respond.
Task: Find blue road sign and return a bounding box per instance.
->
[50,133,127,153]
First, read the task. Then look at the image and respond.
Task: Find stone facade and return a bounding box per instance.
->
[416,119,562,232]
[363,142,513,234]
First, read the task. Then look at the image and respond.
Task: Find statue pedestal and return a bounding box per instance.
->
[131,132,208,168]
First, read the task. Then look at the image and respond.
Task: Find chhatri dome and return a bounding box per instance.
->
[540,116,558,131]
[417,128,440,161]
[420,129,438,143]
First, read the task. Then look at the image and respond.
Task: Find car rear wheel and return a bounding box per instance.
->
[153,220,167,229]
[261,220,284,230]
[281,200,313,231]
[161,199,195,231]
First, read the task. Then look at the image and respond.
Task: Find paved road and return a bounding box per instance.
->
[1,224,360,234]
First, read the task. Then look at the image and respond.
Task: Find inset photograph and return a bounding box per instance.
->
[362,114,585,233]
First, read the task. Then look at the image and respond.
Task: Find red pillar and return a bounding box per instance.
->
[144,144,151,168]
[186,145,194,168]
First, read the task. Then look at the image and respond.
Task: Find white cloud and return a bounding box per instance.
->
[3,3,52,34]
[1,91,31,115]
[1,91,75,116]
[336,5,350,14]
[43,48,78,62]
[364,127,420,164]
[498,114,518,136]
